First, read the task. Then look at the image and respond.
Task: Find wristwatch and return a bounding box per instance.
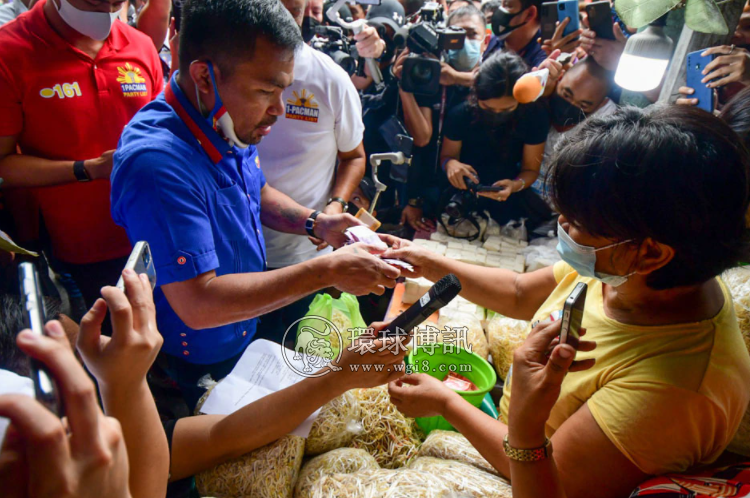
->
[407,198,424,208]
[305,210,322,238]
[503,434,553,462]
[327,197,348,212]
[73,160,91,182]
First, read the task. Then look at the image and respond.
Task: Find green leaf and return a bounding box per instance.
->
[615,0,681,28]
[684,0,729,34]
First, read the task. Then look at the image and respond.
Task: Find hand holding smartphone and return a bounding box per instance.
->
[686,50,717,113]
[116,241,157,293]
[18,262,62,415]
[559,282,587,350]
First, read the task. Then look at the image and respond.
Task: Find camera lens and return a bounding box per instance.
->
[411,61,435,85]
[329,51,355,76]
[143,251,150,265]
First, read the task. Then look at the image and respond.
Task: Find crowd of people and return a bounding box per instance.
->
[1,0,750,497]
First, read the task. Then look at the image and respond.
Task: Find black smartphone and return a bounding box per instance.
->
[560,282,587,349]
[116,241,157,292]
[172,0,184,31]
[585,1,615,40]
[541,2,558,41]
[18,262,62,415]
[476,185,506,193]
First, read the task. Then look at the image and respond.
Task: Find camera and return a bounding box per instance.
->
[445,189,477,219]
[310,26,356,76]
[394,2,466,95]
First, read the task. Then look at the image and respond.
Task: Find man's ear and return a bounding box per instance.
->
[188,61,212,96]
[633,238,675,276]
[523,5,538,24]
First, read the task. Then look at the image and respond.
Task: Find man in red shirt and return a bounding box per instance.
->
[0,0,163,310]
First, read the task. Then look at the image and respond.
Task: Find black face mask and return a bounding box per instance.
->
[549,92,587,128]
[479,107,515,128]
[301,16,320,43]
[491,7,528,40]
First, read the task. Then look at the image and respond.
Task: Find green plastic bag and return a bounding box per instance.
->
[296,293,367,359]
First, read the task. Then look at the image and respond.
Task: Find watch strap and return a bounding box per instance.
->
[327,197,348,211]
[73,160,91,182]
[503,434,552,462]
[305,210,322,238]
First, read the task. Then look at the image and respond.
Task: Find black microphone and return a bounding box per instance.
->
[381,274,462,337]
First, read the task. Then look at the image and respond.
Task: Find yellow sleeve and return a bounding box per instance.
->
[587,380,732,475]
[553,261,576,283]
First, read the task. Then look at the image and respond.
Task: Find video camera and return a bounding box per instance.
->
[393,2,466,95]
[310,26,357,76]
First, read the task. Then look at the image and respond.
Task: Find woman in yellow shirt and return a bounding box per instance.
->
[384,105,750,498]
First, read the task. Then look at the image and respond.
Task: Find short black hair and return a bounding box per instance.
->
[720,86,750,149]
[0,294,62,377]
[448,4,484,27]
[481,0,502,15]
[519,0,543,20]
[473,51,528,101]
[550,106,750,290]
[179,0,303,78]
[566,56,613,89]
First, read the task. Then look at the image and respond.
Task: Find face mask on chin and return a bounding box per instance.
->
[195,62,250,149]
[549,92,587,128]
[56,0,119,41]
[491,6,528,41]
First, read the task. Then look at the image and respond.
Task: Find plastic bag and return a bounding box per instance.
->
[721,267,750,456]
[305,391,364,456]
[436,311,489,359]
[483,211,501,240]
[303,468,451,498]
[487,315,530,380]
[294,448,379,498]
[349,386,423,469]
[297,293,367,358]
[500,218,528,242]
[417,430,501,477]
[409,457,512,498]
[195,435,306,498]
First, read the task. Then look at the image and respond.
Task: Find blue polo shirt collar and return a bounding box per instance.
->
[165,71,233,164]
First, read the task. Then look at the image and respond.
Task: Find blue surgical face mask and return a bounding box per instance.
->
[195,61,249,149]
[447,39,482,72]
[556,222,635,287]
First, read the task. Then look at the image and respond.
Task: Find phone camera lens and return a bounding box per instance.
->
[143,252,150,265]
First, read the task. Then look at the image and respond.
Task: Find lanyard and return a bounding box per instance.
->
[434,86,448,172]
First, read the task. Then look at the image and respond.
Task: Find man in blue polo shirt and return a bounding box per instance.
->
[111,0,400,408]
[484,0,546,69]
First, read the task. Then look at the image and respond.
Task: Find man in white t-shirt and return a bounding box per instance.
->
[256,0,367,342]
[532,57,617,204]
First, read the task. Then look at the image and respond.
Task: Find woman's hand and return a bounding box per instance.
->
[389,373,460,418]
[0,324,132,498]
[478,179,515,202]
[676,86,698,106]
[401,205,436,232]
[77,270,162,396]
[507,318,596,446]
[378,234,434,278]
[446,160,479,190]
[334,325,411,391]
[702,45,750,88]
[579,23,627,71]
[540,18,583,56]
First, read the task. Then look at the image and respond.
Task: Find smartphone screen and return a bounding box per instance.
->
[116,241,157,292]
[560,282,587,349]
[18,262,62,415]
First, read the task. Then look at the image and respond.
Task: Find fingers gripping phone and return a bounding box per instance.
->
[686,50,717,113]
[557,0,580,38]
[560,282,587,350]
[116,241,157,292]
[18,262,62,415]
[585,1,615,40]
[541,2,558,41]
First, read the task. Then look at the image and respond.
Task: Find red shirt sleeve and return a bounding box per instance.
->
[0,59,23,137]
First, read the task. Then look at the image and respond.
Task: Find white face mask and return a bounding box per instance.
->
[56,0,119,41]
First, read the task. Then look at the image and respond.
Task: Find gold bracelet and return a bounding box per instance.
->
[503,433,552,462]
